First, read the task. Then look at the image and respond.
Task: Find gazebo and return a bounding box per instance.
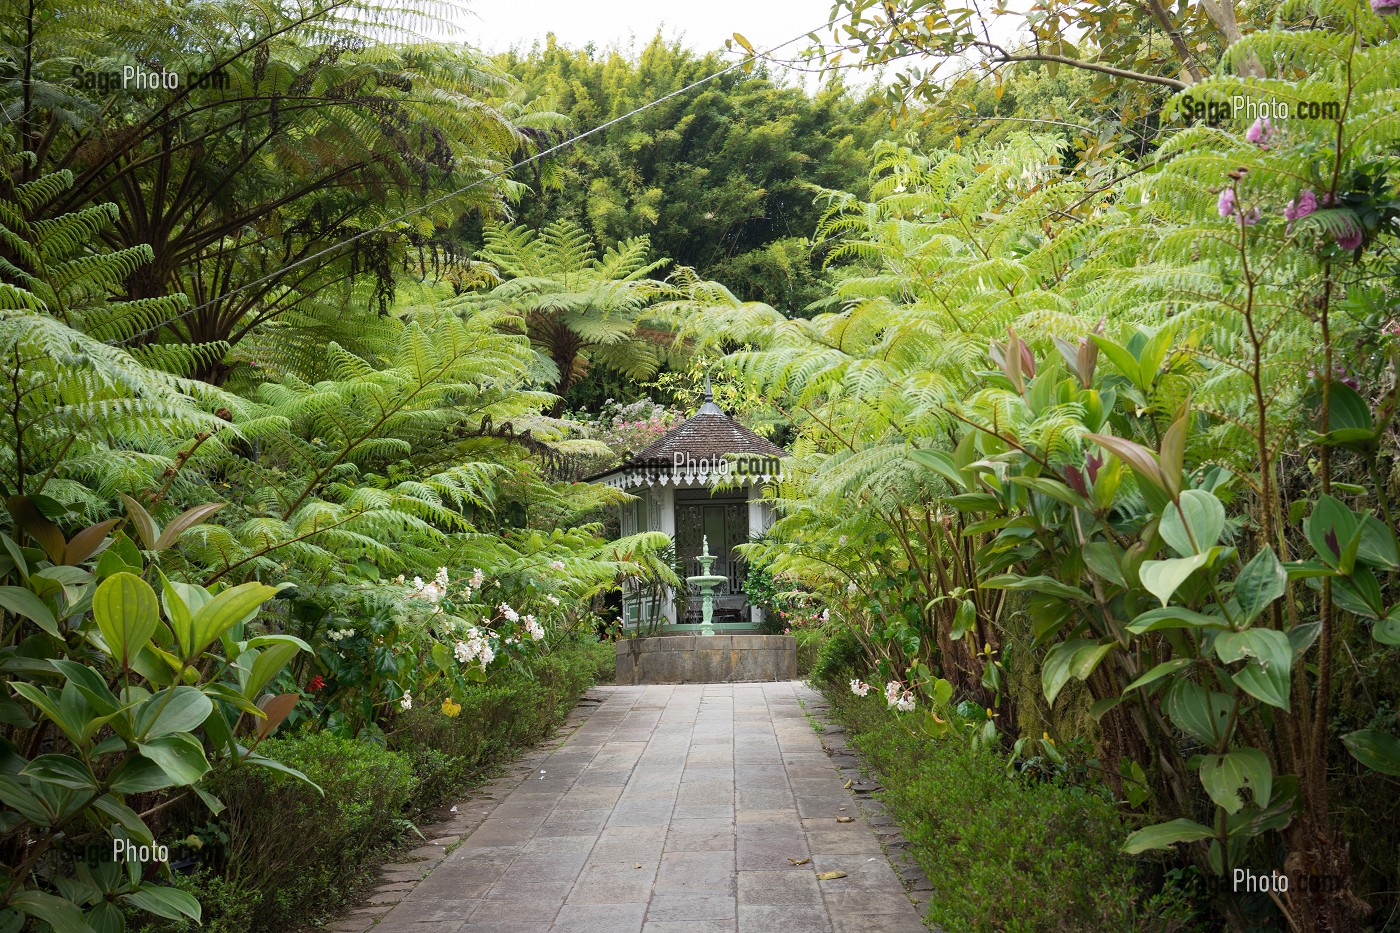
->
[590,381,786,631]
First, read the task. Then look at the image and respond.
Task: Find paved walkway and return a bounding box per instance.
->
[373,683,925,932]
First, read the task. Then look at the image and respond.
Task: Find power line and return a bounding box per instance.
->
[116,15,850,346]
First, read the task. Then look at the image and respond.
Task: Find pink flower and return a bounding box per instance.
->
[1285,190,1318,223]
[1373,0,1399,13]
[1217,188,1236,217]
[1335,223,1364,251]
[1244,117,1273,146]
[1239,208,1261,227]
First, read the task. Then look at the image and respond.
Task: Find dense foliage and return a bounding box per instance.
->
[705,1,1400,928]
[2,0,1398,928]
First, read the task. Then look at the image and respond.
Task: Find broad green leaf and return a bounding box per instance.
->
[1164,680,1234,745]
[1007,475,1087,508]
[0,774,53,824]
[188,581,280,663]
[431,641,452,673]
[1234,547,1286,624]
[1198,747,1272,814]
[1123,658,1193,693]
[241,641,301,700]
[1090,335,1140,388]
[1216,629,1292,709]
[1341,729,1400,776]
[980,574,1091,601]
[1304,495,1361,568]
[235,745,324,794]
[1042,639,1112,705]
[10,682,85,746]
[1357,514,1399,569]
[137,733,210,787]
[85,902,124,933]
[908,449,967,491]
[1138,552,1210,606]
[21,755,97,792]
[9,890,91,932]
[1374,613,1400,646]
[1083,698,1125,729]
[107,756,179,794]
[1128,606,1227,633]
[241,633,313,652]
[124,886,201,923]
[1122,818,1215,854]
[49,659,120,715]
[1159,489,1224,556]
[91,793,156,844]
[1083,542,1126,588]
[92,572,159,668]
[0,586,59,637]
[133,687,213,741]
[158,571,194,661]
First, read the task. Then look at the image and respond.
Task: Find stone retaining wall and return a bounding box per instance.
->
[614,634,797,684]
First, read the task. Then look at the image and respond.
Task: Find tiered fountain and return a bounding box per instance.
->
[685,535,728,637]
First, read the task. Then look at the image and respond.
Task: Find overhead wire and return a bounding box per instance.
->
[114,12,853,346]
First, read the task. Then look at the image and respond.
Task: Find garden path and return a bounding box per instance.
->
[369,682,926,932]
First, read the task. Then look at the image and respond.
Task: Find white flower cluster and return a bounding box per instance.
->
[821,608,831,623]
[549,560,565,571]
[546,594,560,606]
[849,679,871,697]
[523,614,545,641]
[846,582,858,595]
[454,627,495,668]
[326,628,356,642]
[470,568,485,589]
[400,691,413,711]
[884,681,916,712]
[409,575,444,604]
[499,602,519,622]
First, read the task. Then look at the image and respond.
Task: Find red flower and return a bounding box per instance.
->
[307,675,325,692]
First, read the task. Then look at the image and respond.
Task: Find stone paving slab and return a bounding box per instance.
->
[370,682,925,932]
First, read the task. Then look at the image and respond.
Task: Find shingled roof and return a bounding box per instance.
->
[588,381,786,488]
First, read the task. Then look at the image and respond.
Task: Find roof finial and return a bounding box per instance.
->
[698,374,722,415]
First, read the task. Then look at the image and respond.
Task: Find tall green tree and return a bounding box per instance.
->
[490,34,885,312]
[450,220,679,413]
[0,0,546,381]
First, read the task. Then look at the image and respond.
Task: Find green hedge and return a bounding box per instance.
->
[820,688,1202,933]
[134,637,612,933]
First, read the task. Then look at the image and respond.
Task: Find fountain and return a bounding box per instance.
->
[686,535,728,636]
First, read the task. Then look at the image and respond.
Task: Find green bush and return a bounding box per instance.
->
[392,636,609,770]
[823,689,1202,933]
[811,626,863,687]
[132,637,610,933]
[220,731,419,929]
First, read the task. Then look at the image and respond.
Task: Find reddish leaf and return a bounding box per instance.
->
[255,693,300,739]
[63,519,119,566]
[155,503,226,551]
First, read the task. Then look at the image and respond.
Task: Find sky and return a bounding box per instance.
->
[456,0,839,58]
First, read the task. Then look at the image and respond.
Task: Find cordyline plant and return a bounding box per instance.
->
[0,494,315,931]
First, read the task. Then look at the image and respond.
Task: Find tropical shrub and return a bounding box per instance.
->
[0,496,312,930]
[699,2,1400,926]
[826,689,1203,933]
